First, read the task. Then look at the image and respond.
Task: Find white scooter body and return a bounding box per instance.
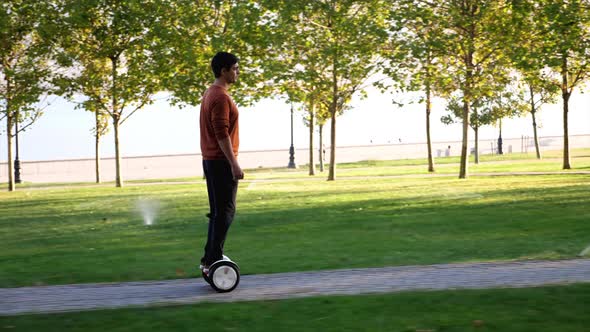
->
[202,255,240,293]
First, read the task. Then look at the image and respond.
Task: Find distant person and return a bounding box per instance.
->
[199,52,244,273]
[445,145,451,157]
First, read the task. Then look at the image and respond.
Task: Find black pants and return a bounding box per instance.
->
[201,160,238,265]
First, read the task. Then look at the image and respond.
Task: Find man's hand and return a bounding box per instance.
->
[231,163,244,180]
[217,136,243,180]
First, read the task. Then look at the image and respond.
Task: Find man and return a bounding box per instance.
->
[199,52,244,273]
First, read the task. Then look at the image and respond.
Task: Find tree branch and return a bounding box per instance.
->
[120,97,149,125]
[569,65,588,93]
[16,112,42,133]
[473,45,502,69]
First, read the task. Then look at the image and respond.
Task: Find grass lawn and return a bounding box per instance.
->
[245,148,590,180]
[1,149,589,287]
[2,284,590,331]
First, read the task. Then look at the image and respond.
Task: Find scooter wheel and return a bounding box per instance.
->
[209,260,240,293]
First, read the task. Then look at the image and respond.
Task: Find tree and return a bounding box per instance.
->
[413,0,514,179]
[506,0,564,160]
[55,52,112,183]
[386,2,452,173]
[84,97,109,183]
[442,79,526,163]
[266,0,388,181]
[528,0,590,169]
[443,95,480,162]
[316,102,331,172]
[287,57,325,177]
[158,0,276,108]
[1,0,54,191]
[262,4,332,176]
[56,0,164,187]
[300,87,333,175]
[518,73,559,159]
[485,86,528,154]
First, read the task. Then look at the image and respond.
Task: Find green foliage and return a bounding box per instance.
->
[429,1,514,100]
[260,0,390,109]
[2,0,589,184]
[533,0,590,76]
[1,0,58,190]
[442,78,528,129]
[396,1,517,178]
[261,0,390,180]
[53,0,177,186]
[511,0,590,101]
[505,0,572,118]
[518,0,590,168]
[385,2,454,99]
[154,0,276,107]
[0,0,54,127]
[56,0,164,120]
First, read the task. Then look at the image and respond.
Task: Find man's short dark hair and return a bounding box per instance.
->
[211,52,239,78]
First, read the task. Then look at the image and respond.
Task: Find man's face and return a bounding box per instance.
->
[223,63,239,84]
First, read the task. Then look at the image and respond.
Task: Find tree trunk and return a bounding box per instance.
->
[473,107,479,164]
[459,97,470,179]
[111,56,123,187]
[328,108,336,181]
[532,110,541,159]
[328,51,338,181]
[6,113,15,191]
[308,101,315,176]
[529,85,541,159]
[474,125,479,164]
[95,110,101,183]
[318,124,324,172]
[5,75,15,191]
[426,82,435,173]
[561,55,571,169]
[113,116,123,187]
[459,50,473,179]
[562,93,571,169]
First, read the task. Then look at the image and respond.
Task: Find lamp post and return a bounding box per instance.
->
[14,114,22,184]
[497,118,503,155]
[287,102,297,169]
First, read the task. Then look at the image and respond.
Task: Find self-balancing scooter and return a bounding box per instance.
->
[201,255,240,293]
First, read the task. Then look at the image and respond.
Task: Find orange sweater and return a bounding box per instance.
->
[200,85,240,160]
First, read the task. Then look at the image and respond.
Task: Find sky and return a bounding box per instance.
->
[1,86,589,162]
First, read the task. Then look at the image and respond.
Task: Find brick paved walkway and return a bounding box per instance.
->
[2,259,590,316]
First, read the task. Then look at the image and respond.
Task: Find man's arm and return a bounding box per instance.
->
[217,136,244,180]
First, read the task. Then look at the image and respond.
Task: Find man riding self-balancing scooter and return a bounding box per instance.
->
[198,51,243,293]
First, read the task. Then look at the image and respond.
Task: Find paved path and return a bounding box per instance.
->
[2,259,590,316]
